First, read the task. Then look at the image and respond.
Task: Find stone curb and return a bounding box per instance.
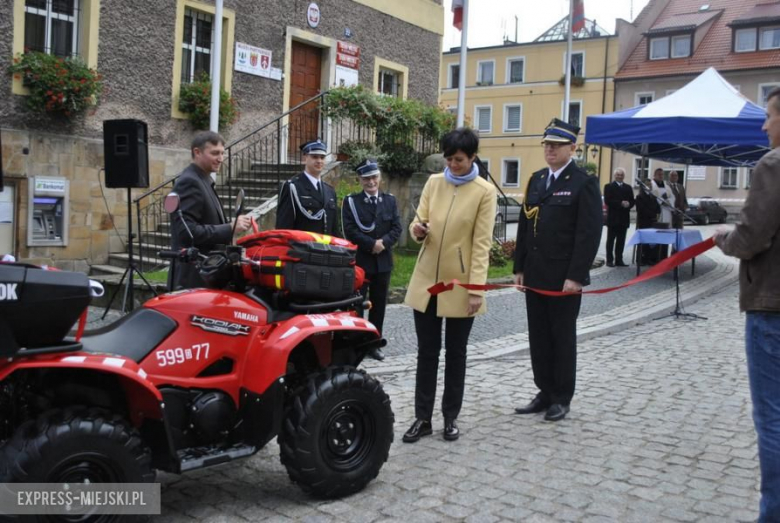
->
[363,248,739,376]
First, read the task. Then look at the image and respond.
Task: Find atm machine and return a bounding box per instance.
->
[27,176,69,247]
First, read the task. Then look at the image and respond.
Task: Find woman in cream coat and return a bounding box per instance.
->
[402,128,497,443]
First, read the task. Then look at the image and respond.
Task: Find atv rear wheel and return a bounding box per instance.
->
[279,366,394,498]
[0,407,154,523]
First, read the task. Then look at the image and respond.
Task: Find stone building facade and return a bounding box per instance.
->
[0,0,443,269]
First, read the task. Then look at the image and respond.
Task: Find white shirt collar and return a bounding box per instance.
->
[364,191,379,199]
[548,159,572,180]
[303,171,321,189]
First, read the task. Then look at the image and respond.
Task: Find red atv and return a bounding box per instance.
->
[0,192,394,511]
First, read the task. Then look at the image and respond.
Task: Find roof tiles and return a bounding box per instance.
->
[616,0,780,80]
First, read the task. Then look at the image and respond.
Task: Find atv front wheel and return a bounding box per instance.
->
[0,407,155,522]
[279,367,394,498]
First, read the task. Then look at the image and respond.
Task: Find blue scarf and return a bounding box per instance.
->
[444,163,479,186]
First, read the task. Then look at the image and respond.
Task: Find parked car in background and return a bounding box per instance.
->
[685,197,728,225]
[496,196,522,223]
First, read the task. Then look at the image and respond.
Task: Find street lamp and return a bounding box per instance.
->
[575,145,584,163]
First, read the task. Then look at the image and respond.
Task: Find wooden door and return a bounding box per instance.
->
[288,41,322,159]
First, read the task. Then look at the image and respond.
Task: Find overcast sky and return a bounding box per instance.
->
[443,0,652,50]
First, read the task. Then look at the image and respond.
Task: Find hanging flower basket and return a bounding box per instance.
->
[8,51,103,116]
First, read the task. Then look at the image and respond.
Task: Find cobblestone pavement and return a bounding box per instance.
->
[157,282,760,523]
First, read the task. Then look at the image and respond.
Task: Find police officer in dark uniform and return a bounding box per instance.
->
[276,140,338,234]
[342,160,402,361]
[512,119,602,422]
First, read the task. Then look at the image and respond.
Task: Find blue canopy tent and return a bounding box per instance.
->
[585,68,770,167]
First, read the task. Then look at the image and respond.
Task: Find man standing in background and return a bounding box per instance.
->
[603,168,634,267]
[669,171,688,229]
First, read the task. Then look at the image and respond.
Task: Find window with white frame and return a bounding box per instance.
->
[182,7,214,84]
[735,28,758,52]
[760,83,780,107]
[448,64,459,89]
[567,101,582,128]
[650,37,670,59]
[475,106,492,133]
[760,26,780,50]
[502,159,520,187]
[746,168,754,189]
[634,157,649,185]
[378,68,401,97]
[477,61,494,85]
[507,58,524,83]
[720,167,738,189]
[671,35,691,58]
[479,159,491,176]
[24,0,81,57]
[504,104,522,132]
[635,92,654,106]
[565,51,584,77]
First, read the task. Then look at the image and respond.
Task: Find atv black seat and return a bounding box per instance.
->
[0,263,91,358]
[80,308,177,363]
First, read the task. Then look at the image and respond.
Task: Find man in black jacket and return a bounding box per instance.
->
[169,131,252,290]
[341,160,402,361]
[603,167,635,267]
[276,140,338,235]
[513,119,602,422]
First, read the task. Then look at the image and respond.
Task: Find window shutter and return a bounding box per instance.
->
[478,108,491,131]
[506,106,521,131]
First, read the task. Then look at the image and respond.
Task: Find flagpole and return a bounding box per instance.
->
[456,0,468,128]
[210,0,224,132]
[564,0,574,122]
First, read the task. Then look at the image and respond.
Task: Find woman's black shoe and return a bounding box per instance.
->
[443,419,459,441]
[402,419,432,443]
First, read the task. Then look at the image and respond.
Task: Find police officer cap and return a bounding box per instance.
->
[300,139,327,155]
[356,159,381,177]
[542,118,580,144]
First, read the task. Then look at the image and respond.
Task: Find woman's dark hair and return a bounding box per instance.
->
[441,127,479,158]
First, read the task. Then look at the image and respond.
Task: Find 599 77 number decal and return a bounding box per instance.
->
[156,343,210,367]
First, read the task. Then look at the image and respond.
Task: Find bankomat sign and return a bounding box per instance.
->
[27,176,69,247]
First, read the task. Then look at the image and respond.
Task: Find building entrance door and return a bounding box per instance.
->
[288,41,322,161]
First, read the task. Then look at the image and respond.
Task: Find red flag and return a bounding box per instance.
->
[452,0,463,31]
[572,0,585,33]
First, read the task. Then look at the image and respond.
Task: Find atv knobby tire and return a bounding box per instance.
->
[0,407,154,523]
[280,366,394,498]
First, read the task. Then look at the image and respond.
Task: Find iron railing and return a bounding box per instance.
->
[131,90,445,274]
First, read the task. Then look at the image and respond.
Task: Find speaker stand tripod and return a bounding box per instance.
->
[638,185,706,322]
[102,187,156,318]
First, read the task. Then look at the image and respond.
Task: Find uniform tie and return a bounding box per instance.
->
[546,173,556,190]
[370,195,377,205]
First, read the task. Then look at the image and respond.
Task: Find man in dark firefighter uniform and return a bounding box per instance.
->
[512,118,602,422]
[276,139,338,235]
[341,160,402,361]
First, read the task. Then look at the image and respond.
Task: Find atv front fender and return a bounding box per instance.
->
[243,313,380,394]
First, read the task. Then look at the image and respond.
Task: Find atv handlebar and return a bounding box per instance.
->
[158,247,205,263]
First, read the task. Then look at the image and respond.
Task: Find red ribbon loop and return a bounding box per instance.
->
[428,237,716,297]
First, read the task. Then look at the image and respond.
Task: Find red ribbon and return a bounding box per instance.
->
[428,237,716,297]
